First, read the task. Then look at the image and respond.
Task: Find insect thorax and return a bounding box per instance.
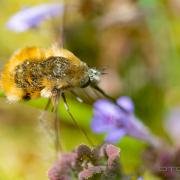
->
[14,56,70,90]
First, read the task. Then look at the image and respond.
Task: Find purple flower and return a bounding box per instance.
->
[91,96,152,143]
[7,3,64,32]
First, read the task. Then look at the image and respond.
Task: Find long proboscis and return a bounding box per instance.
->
[91,85,129,114]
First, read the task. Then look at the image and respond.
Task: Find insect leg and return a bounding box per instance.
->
[61,92,94,146]
[51,90,62,154]
[70,90,83,103]
[54,100,61,153]
[45,98,51,111]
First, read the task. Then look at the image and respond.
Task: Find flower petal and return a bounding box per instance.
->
[91,99,122,133]
[105,129,126,143]
[91,111,115,133]
[126,115,151,142]
[94,99,121,118]
[117,96,134,113]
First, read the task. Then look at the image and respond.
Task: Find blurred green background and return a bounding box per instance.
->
[0,0,180,179]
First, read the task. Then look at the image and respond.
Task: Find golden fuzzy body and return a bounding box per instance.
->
[1,47,90,102]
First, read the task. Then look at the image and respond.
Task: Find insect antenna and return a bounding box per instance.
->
[91,85,129,114]
[99,67,108,75]
[61,92,94,146]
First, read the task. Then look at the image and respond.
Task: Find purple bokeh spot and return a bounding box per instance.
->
[7,3,64,32]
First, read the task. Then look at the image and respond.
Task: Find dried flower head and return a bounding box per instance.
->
[48,144,121,180]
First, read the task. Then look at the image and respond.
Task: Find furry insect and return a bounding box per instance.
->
[0,47,109,151]
[1,47,102,101]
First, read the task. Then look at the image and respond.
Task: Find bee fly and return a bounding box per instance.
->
[1,47,112,152]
